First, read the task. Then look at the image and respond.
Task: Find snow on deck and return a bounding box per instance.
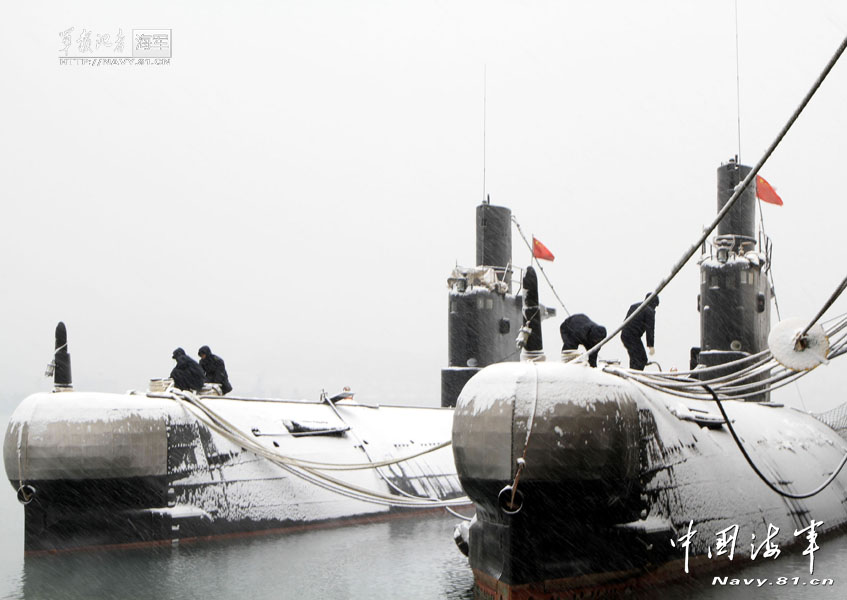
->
[4,389,464,530]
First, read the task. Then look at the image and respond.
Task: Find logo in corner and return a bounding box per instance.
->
[133,29,172,58]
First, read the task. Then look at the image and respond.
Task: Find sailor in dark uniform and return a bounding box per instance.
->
[621,294,659,370]
[170,347,206,392]
[198,345,233,395]
[559,314,607,367]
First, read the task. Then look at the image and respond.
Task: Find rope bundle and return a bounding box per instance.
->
[602,312,847,402]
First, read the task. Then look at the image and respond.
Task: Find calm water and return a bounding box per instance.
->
[0,485,474,599]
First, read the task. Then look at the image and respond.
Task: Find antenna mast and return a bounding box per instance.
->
[735,0,742,161]
[483,65,487,204]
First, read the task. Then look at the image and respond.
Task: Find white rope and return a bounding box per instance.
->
[153,391,454,471]
[180,391,467,507]
[159,389,470,508]
[504,362,541,510]
[446,506,473,522]
[599,314,847,402]
[639,354,773,388]
[319,390,446,503]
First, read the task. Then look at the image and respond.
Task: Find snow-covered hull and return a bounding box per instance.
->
[4,391,464,554]
[452,362,847,598]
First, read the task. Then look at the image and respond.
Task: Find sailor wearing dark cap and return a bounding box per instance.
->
[198,345,232,395]
[170,347,206,392]
[622,294,659,371]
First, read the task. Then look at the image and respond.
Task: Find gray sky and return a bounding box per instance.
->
[2,1,847,415]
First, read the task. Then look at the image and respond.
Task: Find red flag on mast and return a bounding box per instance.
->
[756,175,783,206]
[532,236,555,261]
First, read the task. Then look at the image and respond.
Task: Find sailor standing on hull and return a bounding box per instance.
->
[621,294,659,370]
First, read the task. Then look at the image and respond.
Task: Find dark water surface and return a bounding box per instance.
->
[0,489,473,599]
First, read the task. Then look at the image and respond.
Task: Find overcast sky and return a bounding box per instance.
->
[2,1,847,415]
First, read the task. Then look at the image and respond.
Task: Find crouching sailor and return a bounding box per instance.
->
[171,347,205,392]
[559,313,606,367]
[198,345,232,395]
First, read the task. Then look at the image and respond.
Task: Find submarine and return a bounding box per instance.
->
[452,159,847,598]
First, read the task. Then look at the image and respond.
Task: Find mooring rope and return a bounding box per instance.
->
[799,274,847,344]
[318,390,447,504]
[159,390,453,471]
[615,368,847,499]
[597,309,847,405]
[155,389,470,508]
[505,362,541,511]
[702,384,847,499]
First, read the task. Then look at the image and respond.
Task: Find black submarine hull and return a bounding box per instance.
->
[453,362,847,598]
[5,393,464,554]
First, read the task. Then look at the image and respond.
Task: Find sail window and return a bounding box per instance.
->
[726,273,736,289]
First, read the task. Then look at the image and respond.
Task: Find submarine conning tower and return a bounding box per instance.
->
[695,158,772,400]
[441,201,524,407]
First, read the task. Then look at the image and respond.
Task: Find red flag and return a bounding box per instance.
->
[756,175,783,206]
[532,236,555,261]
